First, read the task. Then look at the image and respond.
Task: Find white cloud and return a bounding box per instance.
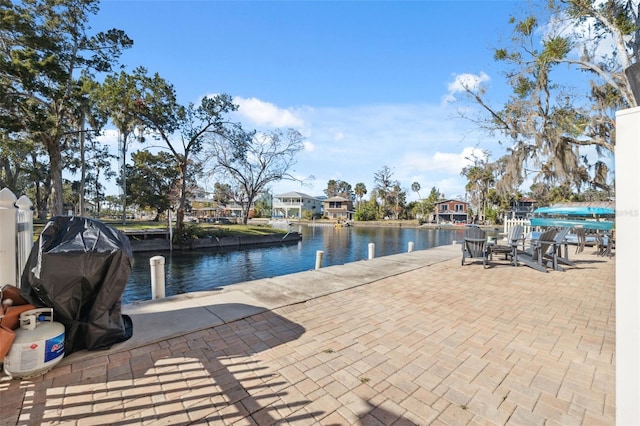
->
[401,146,487,175]
[436,177,466,201]
[97,129,119,148]
[443,72,491,104]
[233,96,305,128]
[262,99,502,201]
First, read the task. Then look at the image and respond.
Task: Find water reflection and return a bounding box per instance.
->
[124,225,470,304]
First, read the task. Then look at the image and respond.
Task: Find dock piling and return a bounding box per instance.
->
[315,251,324,269]
[150,256,166,299]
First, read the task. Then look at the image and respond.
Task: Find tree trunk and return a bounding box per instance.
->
[79,110,85,217]
[176,163,188,231]
[120,132,128,225]
[45,136,64,217]
[176,207,184,230]
[241,194,256,225]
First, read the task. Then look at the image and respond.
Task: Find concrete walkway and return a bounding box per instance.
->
[0,243,615,425]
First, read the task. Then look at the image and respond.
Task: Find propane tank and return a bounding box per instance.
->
[4,308,65,379]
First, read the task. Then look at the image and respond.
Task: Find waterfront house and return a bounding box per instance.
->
[188,189,273,221]
[323,196,354,221]
[190,196,219,220]
[507,197,536,219]
[433,199,469,224]
[272,191,323,219]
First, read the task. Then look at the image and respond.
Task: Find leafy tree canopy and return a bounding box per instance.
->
[324,179,354,200]
[125,150,180,220]
[0,0,132,216]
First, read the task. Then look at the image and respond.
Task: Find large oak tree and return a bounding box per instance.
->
[0,0,132,216]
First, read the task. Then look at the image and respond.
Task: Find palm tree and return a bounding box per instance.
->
[411,182,424,219]
[354,182,367,210]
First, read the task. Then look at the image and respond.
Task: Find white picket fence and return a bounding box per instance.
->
[0,188,34,288]
[502,216,532,236]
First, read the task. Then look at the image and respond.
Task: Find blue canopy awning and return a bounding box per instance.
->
[529,217,614,230]
[533,206,615,216]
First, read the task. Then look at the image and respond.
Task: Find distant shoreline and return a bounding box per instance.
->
[127,219,502,252]
[273,218,501,231]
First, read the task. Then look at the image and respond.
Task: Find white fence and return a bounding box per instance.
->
[0,188,34,288]
[502,216,532,236]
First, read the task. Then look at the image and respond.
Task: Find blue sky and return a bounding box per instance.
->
[92,0,526,201]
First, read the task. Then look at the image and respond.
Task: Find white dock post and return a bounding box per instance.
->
[368,243,375,260]
[315,250,324,269]
[408,241,414,253]
[150,256,166,299]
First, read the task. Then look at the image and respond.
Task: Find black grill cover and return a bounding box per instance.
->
[20,216,133,354]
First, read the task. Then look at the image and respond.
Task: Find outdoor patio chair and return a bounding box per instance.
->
[516,228,559,273]
[575,227,600,254]
[597,231,615,258]
[546,227,574,269]
[563,227,582,254]
[461,226,490,268]
[489,224,523,266]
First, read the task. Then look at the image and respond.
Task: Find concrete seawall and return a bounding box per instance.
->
[129,231,302,252]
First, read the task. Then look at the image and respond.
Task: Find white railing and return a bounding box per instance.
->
[503,216,532,236]
[0,188,34,288]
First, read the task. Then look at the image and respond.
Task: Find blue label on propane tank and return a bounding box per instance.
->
[45,332,65,362]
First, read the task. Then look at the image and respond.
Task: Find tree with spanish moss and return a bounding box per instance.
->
[456,0,636,196]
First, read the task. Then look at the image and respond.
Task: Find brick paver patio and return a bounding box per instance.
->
[0,251,615,425]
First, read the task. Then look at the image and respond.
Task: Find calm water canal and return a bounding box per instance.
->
[123,225,470,304]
